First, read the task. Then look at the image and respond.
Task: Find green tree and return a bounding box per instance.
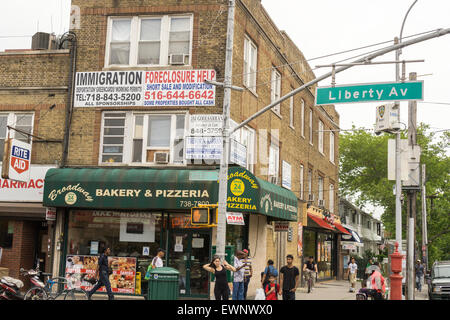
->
[339,125,450,265]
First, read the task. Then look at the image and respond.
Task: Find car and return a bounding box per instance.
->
[427,261,450,300]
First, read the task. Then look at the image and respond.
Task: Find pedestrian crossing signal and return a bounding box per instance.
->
[190,205,218,227]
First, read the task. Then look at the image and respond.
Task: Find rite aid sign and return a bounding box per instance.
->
[2,138,32,183]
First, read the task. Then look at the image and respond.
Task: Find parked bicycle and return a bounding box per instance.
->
[23,268,89,300]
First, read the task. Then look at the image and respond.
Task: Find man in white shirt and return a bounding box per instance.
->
[232,251,246,300]
[152,248,165,268]
[346,257,358,292]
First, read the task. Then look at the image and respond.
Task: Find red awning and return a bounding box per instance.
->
[334,222,351,235]
[307,213,335,231]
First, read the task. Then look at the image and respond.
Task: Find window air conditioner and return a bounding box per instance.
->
[169,54,188,65]
[154,152,169,164]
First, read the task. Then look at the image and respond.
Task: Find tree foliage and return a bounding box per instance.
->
[339,125,450,264]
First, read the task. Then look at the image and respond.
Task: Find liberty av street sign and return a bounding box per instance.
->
[315,81,423,105]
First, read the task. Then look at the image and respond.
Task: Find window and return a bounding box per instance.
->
[352,211,357,224]
[309,109,313,145]
[300,99,305,137]
[243,36,257,90]
[0,220,14,248]
[377,223,381,236]
[100,112,186,164]
[367,220,371,229]
[271,68,281,115]
[289,91,294,128]
[268,142,279,179]
[318,120,324,154]
[299,165,304,200]
[0,113,33,161]
[318,176,324,203]
[329,183,334,213]
[230,120,256,173]
[307,168,313,201]
[329,131,335,163]
[106,15,192,67]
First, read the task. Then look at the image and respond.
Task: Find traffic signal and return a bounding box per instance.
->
[190,205,218,227]
[191,207,210,225]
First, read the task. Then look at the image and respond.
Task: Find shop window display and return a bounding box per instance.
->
[66,210,163,295]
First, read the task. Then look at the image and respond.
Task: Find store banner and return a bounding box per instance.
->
[65,255,136,294]
[3,139,32,183]
[226,212,245,225]
[274,221,289,232]
[45,207,56,221]
[74,70,216,107]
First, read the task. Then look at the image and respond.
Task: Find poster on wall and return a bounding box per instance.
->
[74,70,216,107]
[65,255,137,294]
[297,222,303,257]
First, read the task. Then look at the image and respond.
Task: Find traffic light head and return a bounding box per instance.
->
[191,207,210,225]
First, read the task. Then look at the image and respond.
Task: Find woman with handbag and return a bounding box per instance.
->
[203,255,236,300]
[87,247,114,300]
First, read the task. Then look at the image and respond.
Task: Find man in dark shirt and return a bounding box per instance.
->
[280,254,300,300]
[303,256,318,292]
[87,247,114,300]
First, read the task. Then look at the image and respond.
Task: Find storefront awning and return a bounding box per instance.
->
[42,166,297,221]
[341,226,363,243]
[307,213,335,231]
[334,222,351,235]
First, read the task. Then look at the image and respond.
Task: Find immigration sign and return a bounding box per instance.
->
[74,69,216,107]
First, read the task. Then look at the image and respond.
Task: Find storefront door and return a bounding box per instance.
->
[168,230,211,298]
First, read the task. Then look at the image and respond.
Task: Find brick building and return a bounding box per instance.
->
[1,0,345,298]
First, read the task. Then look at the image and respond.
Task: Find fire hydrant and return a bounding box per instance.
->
[390,242,403,300]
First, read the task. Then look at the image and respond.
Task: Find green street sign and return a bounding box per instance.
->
[315,81,423,105]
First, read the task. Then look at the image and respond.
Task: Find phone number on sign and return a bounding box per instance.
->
[76,93,142,102]
[144,90,214,101]
[179,200,210,208]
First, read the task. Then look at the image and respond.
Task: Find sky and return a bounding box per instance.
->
[1,0,449,219]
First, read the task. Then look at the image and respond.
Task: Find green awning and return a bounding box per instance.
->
[43,166,297,221]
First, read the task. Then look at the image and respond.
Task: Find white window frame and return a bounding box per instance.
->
[282,160,291,190]
[329,130,335,164]
[289,91,294,128]
[271,68,281,116]
[300,99,305,138]
[0,112,34,163]
[309,109,313,145]
[105,15,193,67]
[318,120,324,154]
[299,164,304,200]
[99,111,187,165]
[329,183,334,213]
[307,168,313,201]
[230,119,256,173]
[243,36,257,92]
[268,142,279,178]
[318,175,324,202]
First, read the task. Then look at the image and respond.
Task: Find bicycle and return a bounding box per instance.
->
[304,269,316,293]
[23,269,89,300]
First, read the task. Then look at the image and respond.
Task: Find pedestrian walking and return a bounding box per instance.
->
[241,249,253,300]
[232,250,247,300]
[280,254,300,300]
[203,255,236,300]
[346,257,358,292]
[303,256,318,292]
[87,247,114,300]
[261,259,278,290]
[364,258,373,282]
[264,273,280,300]
[415,260,424,292]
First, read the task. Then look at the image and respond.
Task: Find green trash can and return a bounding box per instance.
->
[148,267,180,300]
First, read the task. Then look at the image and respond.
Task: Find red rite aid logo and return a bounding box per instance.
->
[10,145,30,174]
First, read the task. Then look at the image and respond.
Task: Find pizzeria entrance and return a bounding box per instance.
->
[168,229,211,298]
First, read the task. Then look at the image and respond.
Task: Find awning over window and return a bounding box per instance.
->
[341,226,363,243]
[334,222,351,235]
[307,213,335,231]
[42,166,297,221]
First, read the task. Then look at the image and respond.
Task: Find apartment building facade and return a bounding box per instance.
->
[1,0,342,298]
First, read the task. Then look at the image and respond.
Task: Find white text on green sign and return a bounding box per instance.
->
[315,81,423,105]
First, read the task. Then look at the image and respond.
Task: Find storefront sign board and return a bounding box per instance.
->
[189,114,223,136]
[185,136,222,160]
[0,165,55,202]
[45,207,56,221]
[226,212,245,225]
[274,221,289,232]
[4,139,31,183]
[74,70,216,107]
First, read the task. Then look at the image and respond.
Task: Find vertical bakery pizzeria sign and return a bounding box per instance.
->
[74,70,216,107]
[1,138,32,183]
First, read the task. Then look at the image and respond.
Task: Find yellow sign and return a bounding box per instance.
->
[230,179,245,196]
[135,272,141,295]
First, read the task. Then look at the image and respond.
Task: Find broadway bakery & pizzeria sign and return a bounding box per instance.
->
[74,69,216,107]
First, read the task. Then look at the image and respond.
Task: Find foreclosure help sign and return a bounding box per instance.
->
[74,70,216,107]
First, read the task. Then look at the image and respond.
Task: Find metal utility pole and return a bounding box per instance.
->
[406,72,418,300]
[421,164,428,272]
[216,0,236,261]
